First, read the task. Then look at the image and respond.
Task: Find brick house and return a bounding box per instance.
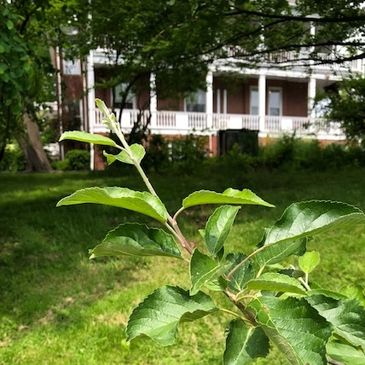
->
[56,47,364,170]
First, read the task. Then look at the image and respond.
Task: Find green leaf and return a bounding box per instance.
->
[246,272,306,295]
[253,201,364,269]
[205,277,227,292]
[6,20,14,30]
[103,144,145,165]
[263,200,365,247]
[126,286,217,346]
[95,98,110,116]
[204,205,240,257]
[343,285,365,307]
[278,268,305,279]
[103,151,118,165]
[225,253,255,293]
[57,187,169,223]
[306,294,365,351]
[308,289,347,300]
[249,297,331,365]
[182,188,274,209]
[223,319,269,365]
[89,223,181,259]
[190,249,223,295]
[59,131,118,147]
[327,339,365,365]
[298,251,320,274]
[254,238,306,267]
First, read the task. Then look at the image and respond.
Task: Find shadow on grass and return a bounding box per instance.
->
[0,193,149,333]
[1,167,365,347]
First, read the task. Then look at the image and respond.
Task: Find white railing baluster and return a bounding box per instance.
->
[93,109,345,139]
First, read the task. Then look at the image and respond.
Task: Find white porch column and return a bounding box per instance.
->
[308,77,316,119]
[258,73,266,132]
[86,50,95,170]
[206,70,213,129]
[150,73,157,128]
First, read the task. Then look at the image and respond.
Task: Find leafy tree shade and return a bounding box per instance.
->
[319,77,365,143]
[0,6,29,161]
[73,0,365,76]
[0,1,83,170]
[65,0,365,144]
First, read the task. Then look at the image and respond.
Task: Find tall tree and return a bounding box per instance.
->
[67,0,365,115]
[0,0,84,171]
[74,0,365,70]
[317,77,365,143]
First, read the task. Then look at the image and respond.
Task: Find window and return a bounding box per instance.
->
[63,59,81,75]
[185,90,206,112]
[114,83,135,109]
[250,87,259,115]
[216,89,227,114]
[268,88,282,116]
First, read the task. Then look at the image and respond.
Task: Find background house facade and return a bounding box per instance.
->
[57,46,365,170]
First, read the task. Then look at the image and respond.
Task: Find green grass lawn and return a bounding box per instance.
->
[1,167,365,365]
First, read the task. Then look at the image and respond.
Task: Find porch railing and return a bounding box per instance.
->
[93,108,345,139]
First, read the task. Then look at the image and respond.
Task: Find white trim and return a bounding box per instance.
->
[86,50,95,171]
[150,73,157,126]
[249,86,259,115]
[206,71,213,128]
[216,88,221,113]
[308,77,316,118]
[258,74,266,131]
[268,86,283,116]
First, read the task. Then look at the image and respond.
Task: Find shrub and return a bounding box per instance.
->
[65,149,90,170]
[0,143,26,172]
[53,149,90,171]
[290,139,321,169]
[259,136,365,171]
[320,144,349,169]
[52,159,70,171]
[143,135,170,172]
[260,134,296,169]
[170,134,208,173]
[205,144,257,174]
[347,145,365,167]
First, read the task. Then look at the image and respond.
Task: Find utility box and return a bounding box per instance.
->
[219,129,259,156]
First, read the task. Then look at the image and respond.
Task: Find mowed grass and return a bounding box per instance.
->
[0,167,365,365]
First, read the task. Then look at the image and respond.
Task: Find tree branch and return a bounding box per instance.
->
[225,8,365,24]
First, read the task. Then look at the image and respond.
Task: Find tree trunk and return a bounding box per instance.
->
[18,113,52,172]
[0,143,5,163]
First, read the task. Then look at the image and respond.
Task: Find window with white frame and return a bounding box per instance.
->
[185,90,206,112]
[114,83,136,109]
[268,88,282,116]
[250,87,259,115]
[216,89,227,114]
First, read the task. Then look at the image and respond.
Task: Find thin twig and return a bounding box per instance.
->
[227,245,267,278]
[105,109,195,255]
[219,308,242,319]
[173,207,185,221]
[299,277,311,291]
